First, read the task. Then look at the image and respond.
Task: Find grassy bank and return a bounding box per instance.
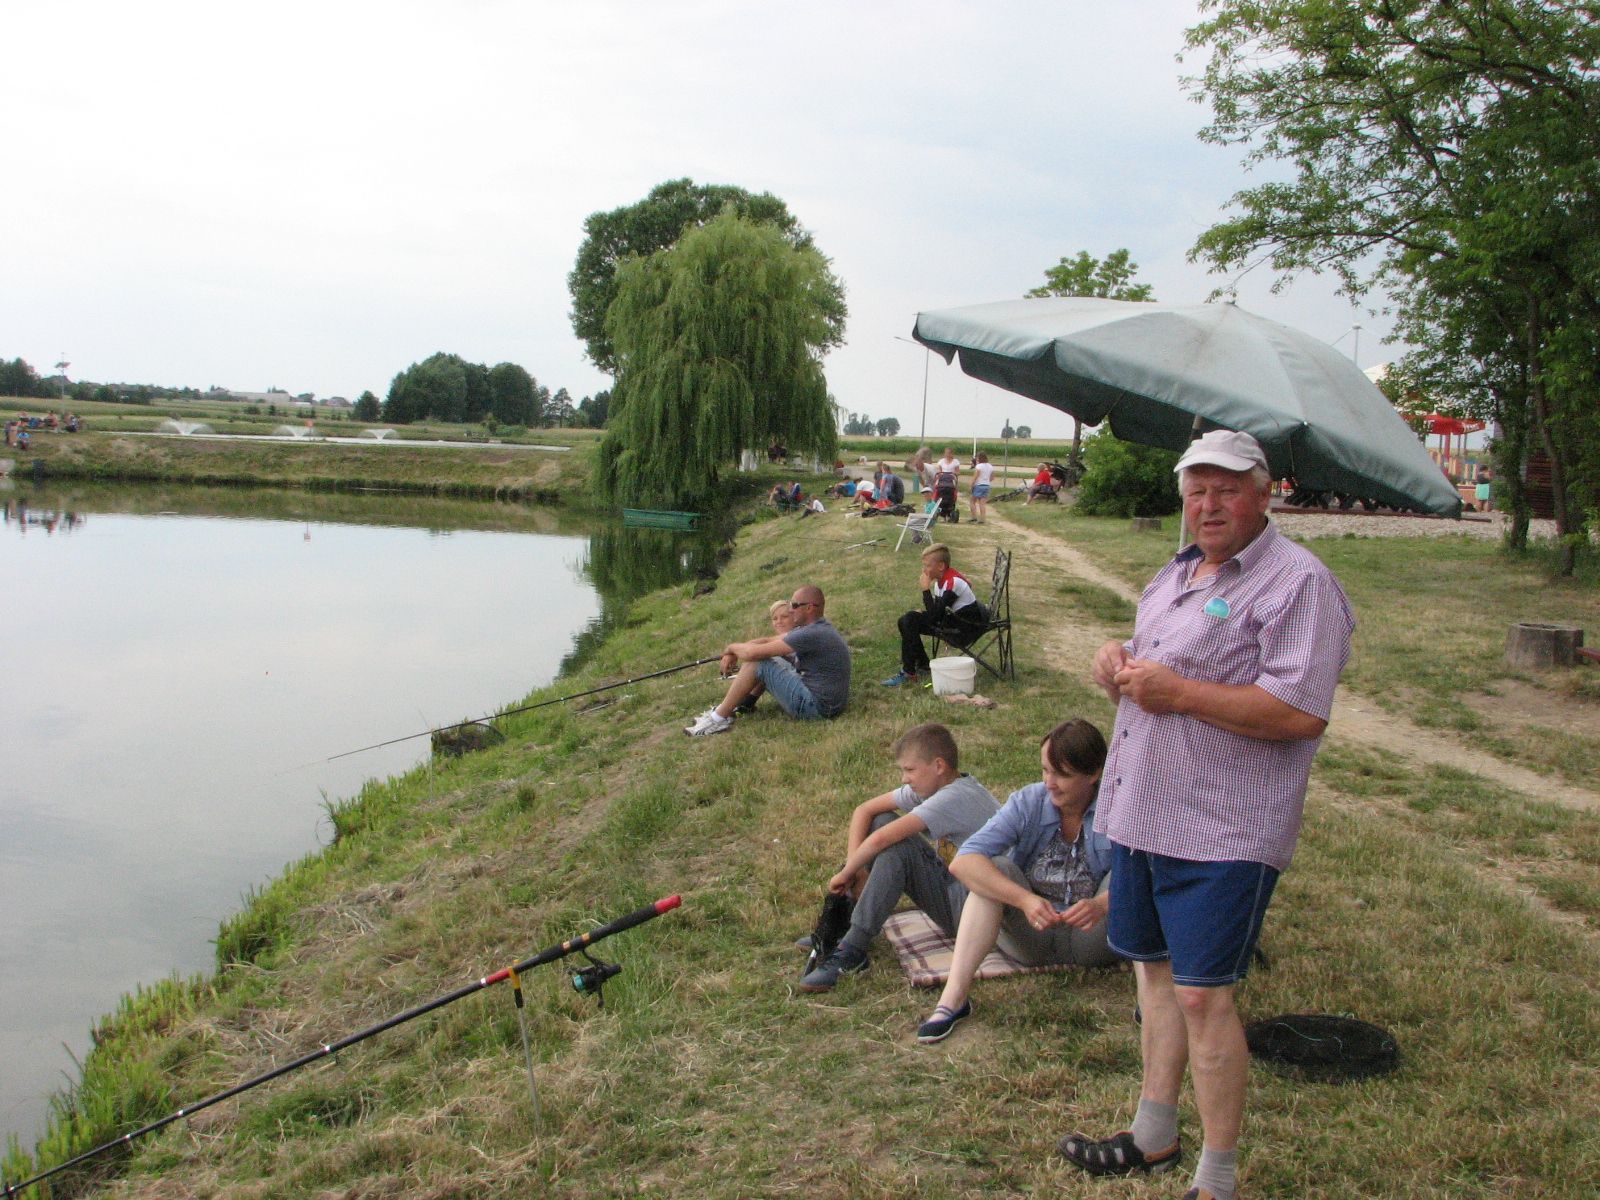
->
[6,504,1599,1198]
[9,428,596,503]
[4,399,606,502]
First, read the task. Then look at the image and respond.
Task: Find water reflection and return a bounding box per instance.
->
[564,522,729,675]
[3,496,89,536]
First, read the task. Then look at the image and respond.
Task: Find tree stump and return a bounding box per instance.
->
[1505,622,1584,669]
[1131,517,1163,532]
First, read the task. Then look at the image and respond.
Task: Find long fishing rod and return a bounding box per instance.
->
[325,656,719,763]
[2,896,683,1200]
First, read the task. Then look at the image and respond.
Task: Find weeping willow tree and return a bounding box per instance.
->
[594,210,842,509]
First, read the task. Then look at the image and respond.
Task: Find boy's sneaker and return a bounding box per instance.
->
[684,709,733,737]
[881,670,921,687]
[916,999,972,1043]
[798,943,868,991]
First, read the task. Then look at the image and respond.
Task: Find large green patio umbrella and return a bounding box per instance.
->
[913,296,1461,516]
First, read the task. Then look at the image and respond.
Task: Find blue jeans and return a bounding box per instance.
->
[755,658,826,720]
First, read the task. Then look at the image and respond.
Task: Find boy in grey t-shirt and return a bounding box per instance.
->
[799,723,999,992]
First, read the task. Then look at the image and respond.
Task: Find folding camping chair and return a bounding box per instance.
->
[930,547,1013,680]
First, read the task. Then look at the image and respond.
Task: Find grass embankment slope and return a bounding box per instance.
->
[4,401,599,502]
[11,504,1600,1199]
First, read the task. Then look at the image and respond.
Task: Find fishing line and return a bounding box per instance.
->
[1,896,683,1199]
[270,657,719,775]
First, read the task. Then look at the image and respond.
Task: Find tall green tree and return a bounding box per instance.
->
[596,211,840,508]
[569,177,848,375]
[352,390,381,422]
[576,389,611,428]
[1184,0,1600,570]
[549,388,574,427]
[487,362,537,426]
[384,353,471,424]
[1027,248,1155,301]
[0,357,44,399]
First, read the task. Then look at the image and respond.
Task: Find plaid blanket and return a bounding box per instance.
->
[882,908,1072,989]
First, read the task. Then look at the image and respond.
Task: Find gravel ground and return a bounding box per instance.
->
[1271,508,1560,541]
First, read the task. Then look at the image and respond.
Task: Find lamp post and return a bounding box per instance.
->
[893,335,930,444]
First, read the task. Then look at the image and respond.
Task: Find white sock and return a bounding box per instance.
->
[1193,1146,1238,1200]
[1129,1098,1178,1154]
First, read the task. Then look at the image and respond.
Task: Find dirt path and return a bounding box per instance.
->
[985,509,1600,813]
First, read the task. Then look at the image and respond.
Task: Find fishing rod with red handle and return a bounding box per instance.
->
[2,895,683,1199]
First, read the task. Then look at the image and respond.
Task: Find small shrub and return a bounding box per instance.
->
[1075,434,1181,517]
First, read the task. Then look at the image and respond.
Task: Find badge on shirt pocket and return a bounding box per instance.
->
[1203,596,1232,619]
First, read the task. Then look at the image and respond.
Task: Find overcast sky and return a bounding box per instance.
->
[3,1,1391,440]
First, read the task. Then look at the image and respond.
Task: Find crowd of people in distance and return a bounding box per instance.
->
[778,446,1000,524]
[682,428,1354,1200]
[4,411,83,449]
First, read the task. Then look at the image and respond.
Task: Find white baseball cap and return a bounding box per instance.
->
[1174,429,1268,474]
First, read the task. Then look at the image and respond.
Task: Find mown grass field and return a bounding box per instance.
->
[6,497,1599,1199]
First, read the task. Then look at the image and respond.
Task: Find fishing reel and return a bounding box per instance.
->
[571,949,622,1007]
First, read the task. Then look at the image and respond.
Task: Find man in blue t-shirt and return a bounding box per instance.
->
[685,585,851,736]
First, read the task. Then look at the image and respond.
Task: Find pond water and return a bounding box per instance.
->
[0,483,712,1149]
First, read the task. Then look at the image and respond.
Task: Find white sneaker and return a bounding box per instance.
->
[684,709,733,737]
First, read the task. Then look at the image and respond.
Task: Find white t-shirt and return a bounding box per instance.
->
[972,462,995,487]
[937,455,960,476]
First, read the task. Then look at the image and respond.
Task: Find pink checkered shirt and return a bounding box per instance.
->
[1094,521,1354,871]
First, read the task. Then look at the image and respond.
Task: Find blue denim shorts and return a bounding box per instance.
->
[972,484,991,498]
[755,657,826,719]
[1107,844,1278,987]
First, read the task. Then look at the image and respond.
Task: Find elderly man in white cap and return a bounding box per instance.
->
[1061,430,1354,1200]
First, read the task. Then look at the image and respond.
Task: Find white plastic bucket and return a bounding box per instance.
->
[929,655,977,696]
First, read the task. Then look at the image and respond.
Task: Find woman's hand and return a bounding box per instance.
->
[1058,891,1109,930]
[1018,893,1061,933]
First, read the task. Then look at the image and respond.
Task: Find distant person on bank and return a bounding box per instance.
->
[1024,463,1055,504]
[685,585,851,737]
[1061,429,1353,1200]
[798,722,998,991]
[969,451,995,524]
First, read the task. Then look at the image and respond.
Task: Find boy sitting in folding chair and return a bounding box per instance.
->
[883,543,988,688]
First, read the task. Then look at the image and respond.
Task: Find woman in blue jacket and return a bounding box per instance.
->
[916,718,1118,1043]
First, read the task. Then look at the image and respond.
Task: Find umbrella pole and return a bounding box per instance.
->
[1178,415,1204,552]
